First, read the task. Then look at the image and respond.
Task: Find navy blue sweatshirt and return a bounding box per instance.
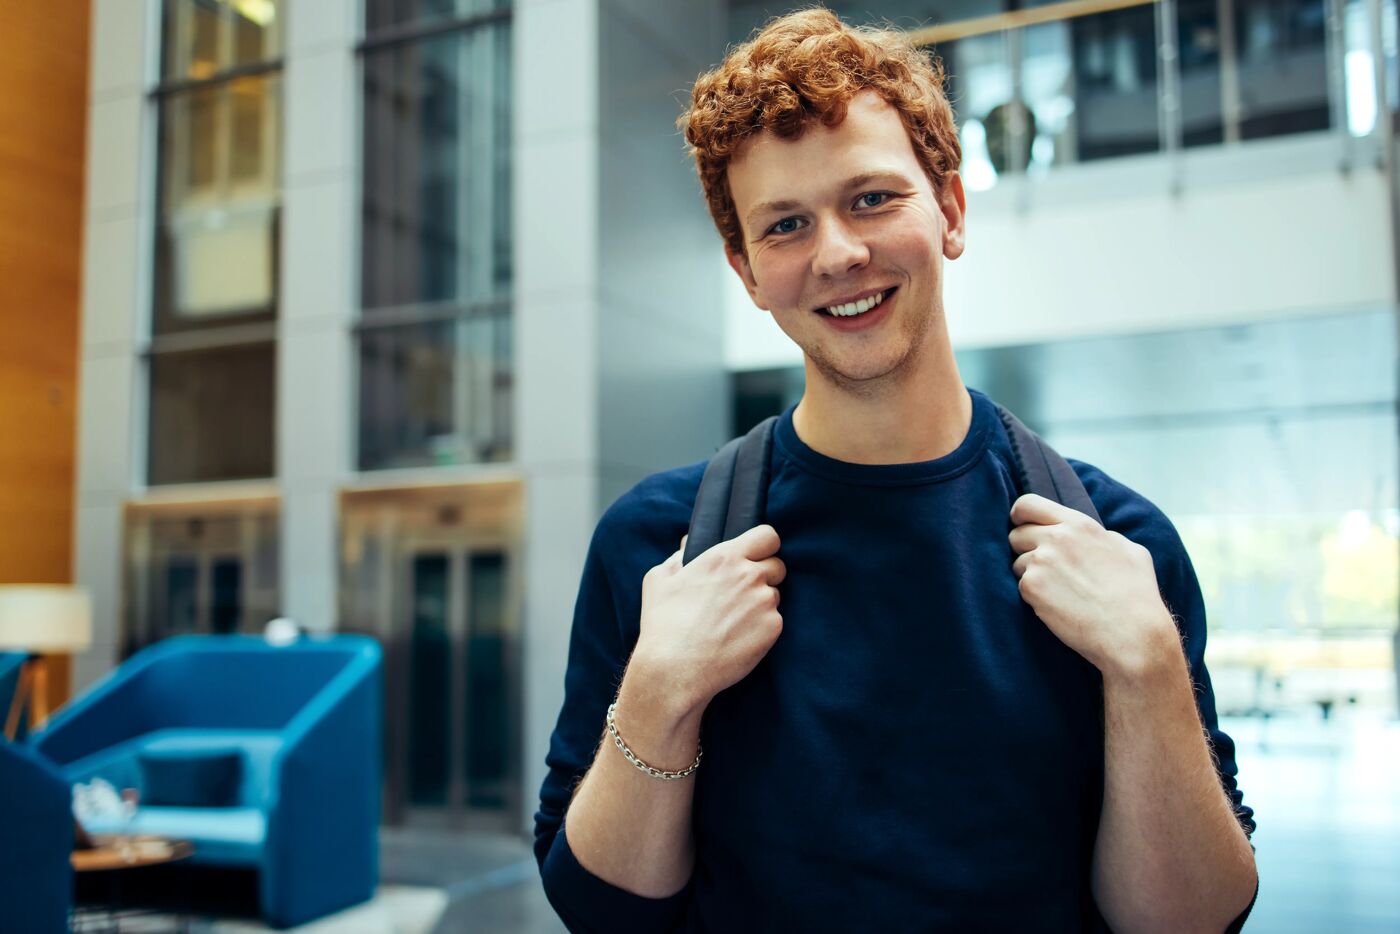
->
[535,387,1253,932]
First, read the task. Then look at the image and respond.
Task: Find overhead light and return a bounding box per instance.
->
[230,0,276,28]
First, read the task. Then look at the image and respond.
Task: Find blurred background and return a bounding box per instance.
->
[1,0,1396,930]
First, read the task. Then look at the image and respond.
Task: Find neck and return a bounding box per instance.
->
[791,334,971,466]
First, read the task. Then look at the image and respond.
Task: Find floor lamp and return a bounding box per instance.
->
[0,585,92,739]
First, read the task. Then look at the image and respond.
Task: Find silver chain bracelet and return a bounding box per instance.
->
[607,702,703,780]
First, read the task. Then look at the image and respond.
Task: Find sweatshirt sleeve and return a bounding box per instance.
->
[1154,529,1257,840]
[1070,459,1256,840]
[1148,515,1259,932]
[1072,460,1258,932]
[533,507,693,933]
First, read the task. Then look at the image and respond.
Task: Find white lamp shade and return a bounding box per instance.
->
[0,585,93,653]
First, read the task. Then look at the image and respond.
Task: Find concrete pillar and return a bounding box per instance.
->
[73,0,154,691]
[516,0,604,834]
[277,0,360,631]
[516,0,727,835]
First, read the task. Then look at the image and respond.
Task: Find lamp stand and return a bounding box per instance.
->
[3,656,49,739]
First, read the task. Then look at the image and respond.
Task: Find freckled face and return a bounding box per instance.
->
[725,89,965,392]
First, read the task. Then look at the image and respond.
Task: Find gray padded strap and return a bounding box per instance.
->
[683,417,776,565]
[686,405,1097,567]
[995,405,1102,526]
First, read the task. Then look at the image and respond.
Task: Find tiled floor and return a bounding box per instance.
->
[1227,712,1400,933]
[116,711,1400,932]
[380,827,559,934]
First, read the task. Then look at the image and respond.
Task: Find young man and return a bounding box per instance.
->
[535,10,1257,932]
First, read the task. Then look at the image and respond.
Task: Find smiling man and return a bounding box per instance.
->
[534,9,1257,933]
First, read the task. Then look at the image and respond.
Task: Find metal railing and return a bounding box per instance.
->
[912,0,1396,192]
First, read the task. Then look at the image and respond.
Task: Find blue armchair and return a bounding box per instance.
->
[0,736,72,932]
[29,634,382,928]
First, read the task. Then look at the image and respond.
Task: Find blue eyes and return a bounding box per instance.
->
[764,192,894,237]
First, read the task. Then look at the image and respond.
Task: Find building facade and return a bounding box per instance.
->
[75,0,727,834]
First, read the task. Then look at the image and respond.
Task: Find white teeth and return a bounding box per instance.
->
[824,290,888,317]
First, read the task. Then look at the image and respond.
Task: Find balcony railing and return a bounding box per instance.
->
[912,0,1397,191]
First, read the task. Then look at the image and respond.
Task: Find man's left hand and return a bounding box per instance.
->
[1008,493,1178,678]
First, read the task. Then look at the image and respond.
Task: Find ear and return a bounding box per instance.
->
[938,171,967,261]
[725,245,768,311]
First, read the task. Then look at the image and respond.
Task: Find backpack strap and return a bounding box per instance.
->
[684,399,1102,563]
[994,405,1102,527]
[683,417,777,566]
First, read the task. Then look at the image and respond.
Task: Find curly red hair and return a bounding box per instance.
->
[679,8,962,258]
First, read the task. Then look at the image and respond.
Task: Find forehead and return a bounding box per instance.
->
[727,89,925,215]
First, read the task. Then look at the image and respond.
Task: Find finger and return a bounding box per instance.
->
[1009,493,1073,527]
[1007,523,1048,555]
[755,555,786,587]
[663,536,687,570]
[730,523,781,561]
[1011,551,1031,579]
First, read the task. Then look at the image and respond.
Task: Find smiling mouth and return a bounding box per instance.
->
[816,288,896,318]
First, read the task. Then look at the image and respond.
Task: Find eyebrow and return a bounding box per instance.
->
[745,171,915,227]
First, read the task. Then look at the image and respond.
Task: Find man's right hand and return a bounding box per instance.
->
[561,529,782,899]
[630,524,786,713]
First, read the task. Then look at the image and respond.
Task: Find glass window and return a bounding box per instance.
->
[147,342,277,484]
[942,32,1014,190]
[367,0,509,33]
[1177,0,1225,147]
[1068,4,1161,160]
[150,1,282,486]
[361,25,511,310]
[154,73,281,332]
[359,8,512,470]
[357,314,512,469]
[163,0,283,81]
[1234,0,1330,140]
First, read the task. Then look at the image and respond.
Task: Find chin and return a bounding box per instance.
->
[809,350,910,389]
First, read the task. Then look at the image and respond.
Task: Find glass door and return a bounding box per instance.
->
[398,545,517,831]
[338,480,523,831]
[407,551,454,808]
[124,503,281,656]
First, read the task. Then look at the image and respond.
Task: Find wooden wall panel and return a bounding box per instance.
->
[0,1,93,705]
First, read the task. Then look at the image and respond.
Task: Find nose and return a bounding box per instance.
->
[810,216,869,279]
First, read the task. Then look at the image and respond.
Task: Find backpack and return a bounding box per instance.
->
[683,402,1101,565]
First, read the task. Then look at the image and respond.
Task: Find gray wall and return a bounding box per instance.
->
[516,0,729,834]
[597,0,729,511]
[278,0,359,633]
[73,0,153,691]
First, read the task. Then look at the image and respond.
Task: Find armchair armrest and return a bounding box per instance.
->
[260,641,382,927]
[0,742,73,933]
[30,648,165,766]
